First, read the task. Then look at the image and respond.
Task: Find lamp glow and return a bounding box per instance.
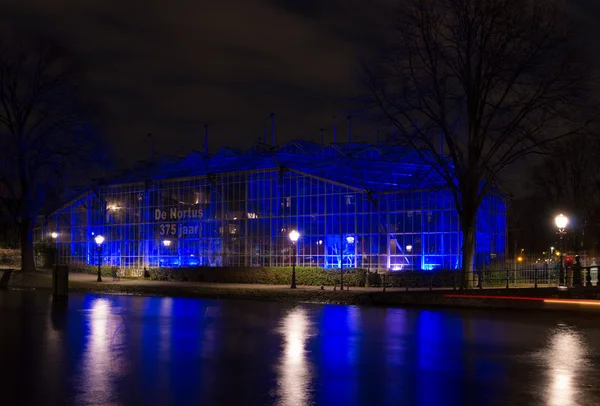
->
[94,235,104,246]
[289,230,300,243]
[163,240,171,247]
[346,236,355,244]
[555,214,568,230]
[51,232,58,239]
[406,245,413,252]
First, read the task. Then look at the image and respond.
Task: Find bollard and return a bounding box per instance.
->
[333,284,337,291]
[0,269,13,289]
[505,269,509,289]
[382,274,386,292]
[534,269,538,289]
[52,264,69,300]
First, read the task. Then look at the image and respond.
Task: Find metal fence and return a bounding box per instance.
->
[376,267,600,290]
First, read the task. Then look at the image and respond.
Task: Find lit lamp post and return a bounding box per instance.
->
[346,236,355,268]
[289,230,299,289]
[406,245,413,270]
[94,235,104,282]
[161,240,171,267]
[51,232,58,265]
[555,214,568,286]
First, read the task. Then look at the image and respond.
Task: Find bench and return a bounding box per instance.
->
[0,269,14,289]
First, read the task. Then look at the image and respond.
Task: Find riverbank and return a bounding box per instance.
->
[6,270,600,312]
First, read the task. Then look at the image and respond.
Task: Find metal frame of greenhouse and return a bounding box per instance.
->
[40,140,507,275]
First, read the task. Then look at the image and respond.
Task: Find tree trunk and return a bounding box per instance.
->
[19,217,36,272]
[460,214,477,290]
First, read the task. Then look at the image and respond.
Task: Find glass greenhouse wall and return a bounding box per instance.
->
[44,141,506,274]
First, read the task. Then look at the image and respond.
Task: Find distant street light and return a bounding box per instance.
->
[289,230,300,289]
[406,245,413,270]
[163,240,171,247]
[555,214,568,286]
[51,232,58,239]
[94,235,105,282]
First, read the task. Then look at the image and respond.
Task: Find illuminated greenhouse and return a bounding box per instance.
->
[43,140,506,275]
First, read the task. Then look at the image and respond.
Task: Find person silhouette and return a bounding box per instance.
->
[572,256,582,287]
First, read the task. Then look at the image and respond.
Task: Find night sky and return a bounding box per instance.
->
[1,0,599,168]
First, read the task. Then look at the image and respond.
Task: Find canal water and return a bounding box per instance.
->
[1,290,599,406]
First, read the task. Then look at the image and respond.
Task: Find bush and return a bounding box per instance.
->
[0,248,20,268]
[367,271,382,287]
[377,270,459,288]
[35,243,56,269]
[147,266,368,287]
[69,262,115,277]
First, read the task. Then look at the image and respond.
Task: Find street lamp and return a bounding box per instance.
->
[163,240,171,247]
[51,232,58,265]
[289,230,299,289]
[555,214,568,286]
[94,235,104,282]
[406,245,413,270]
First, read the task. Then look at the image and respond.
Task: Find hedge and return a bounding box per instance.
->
[0,248,20,268]
[68,263,120,277]
[148,266,368,287]
[369,270,459,288]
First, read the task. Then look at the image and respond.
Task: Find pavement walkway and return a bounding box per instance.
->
[5,269,600,312]
[10,270,526,293]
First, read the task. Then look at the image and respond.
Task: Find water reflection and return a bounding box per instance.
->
[2,291,600,406]
[277,307,314,406]
[158,297,173,362]
[75,297,127,405]
[545,324,587,406]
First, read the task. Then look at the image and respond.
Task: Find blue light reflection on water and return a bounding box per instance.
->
[416,310,465,406]
[2,291,600,406]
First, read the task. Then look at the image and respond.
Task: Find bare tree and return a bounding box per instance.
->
[365,0,595,287]
[532,134,600,251]
[0,34,103,271]
[533,135,600,215]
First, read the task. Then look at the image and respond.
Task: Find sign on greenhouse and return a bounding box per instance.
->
[154,208,202,238]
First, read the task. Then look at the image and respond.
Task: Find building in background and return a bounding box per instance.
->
[41,140,506,275]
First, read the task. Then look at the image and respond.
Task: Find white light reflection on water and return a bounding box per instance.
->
[75,297,126,405]
[158,297,173,361]
[544,324,587,406]
[276,307,314,406]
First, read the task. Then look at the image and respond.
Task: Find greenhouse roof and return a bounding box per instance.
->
[98,140,448,193]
